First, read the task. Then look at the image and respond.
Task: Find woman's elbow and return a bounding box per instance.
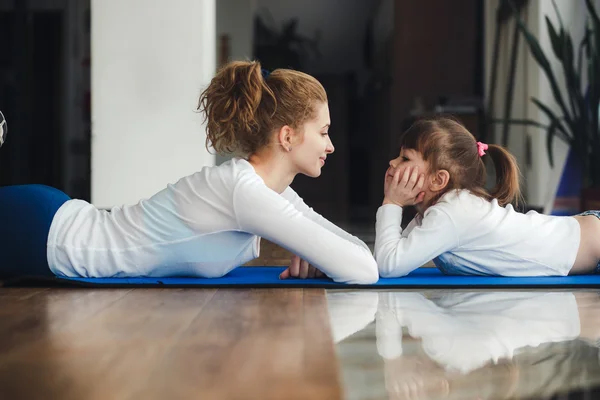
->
[360,264,380,284]
[346,257,379,284]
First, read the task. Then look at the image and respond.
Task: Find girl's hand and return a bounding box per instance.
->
[279,255,326,279]
[383,166,426,207]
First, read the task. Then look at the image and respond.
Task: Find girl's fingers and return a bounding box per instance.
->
[393,168,402,186]
[408,167,419,189]
[415,173,425,191]
[400,167,411,187]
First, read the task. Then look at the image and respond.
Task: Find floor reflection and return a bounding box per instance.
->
[327,290,600,400]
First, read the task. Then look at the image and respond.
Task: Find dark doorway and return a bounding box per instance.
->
[0,5,66,191]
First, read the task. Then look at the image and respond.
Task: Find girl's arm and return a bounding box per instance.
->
[374,204,459,277]
[234,178,378,284]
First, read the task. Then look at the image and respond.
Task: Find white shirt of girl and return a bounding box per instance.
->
[375,189,581,277]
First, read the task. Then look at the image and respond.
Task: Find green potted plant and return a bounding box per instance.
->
[504,0,600,211]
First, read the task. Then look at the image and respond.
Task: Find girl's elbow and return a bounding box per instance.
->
[374,252,396,278]
[377,262,410,278]
[375,249,411,278]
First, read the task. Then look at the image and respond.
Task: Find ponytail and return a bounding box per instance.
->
[486,144,522,207]
[198,61,276,156]
[198,60,327,157]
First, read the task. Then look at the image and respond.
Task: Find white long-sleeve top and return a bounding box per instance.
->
[376,291,581,374]
[47,158,378,283]
[375,189,581,277]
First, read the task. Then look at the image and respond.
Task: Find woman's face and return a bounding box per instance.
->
[290,102,335,178]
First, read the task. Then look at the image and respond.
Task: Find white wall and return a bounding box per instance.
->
[485,0,600,211]
[91,0,216,208]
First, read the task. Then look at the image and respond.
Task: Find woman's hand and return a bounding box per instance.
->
[279,255,326,279]
[383,166,425,208]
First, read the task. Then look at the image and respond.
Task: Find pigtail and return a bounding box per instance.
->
[485,144,522,207]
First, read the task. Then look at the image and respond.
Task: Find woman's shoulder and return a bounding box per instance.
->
[190,157,261,186]
[226,158,267,189]
[161,157,263,206]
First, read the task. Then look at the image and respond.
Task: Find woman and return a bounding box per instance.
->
[0,61,377,284]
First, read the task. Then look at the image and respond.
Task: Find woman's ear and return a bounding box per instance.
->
[277,125,294,152]
[429,169,450,193]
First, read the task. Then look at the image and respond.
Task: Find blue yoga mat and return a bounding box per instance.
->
[8,267,600,288]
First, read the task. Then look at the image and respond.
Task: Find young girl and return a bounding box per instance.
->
[0,61,378,284]
[375,116,600,277]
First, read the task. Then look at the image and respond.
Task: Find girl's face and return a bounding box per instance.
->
[387,148,433,212]
[387,148,430,183]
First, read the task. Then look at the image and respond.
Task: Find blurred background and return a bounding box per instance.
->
[0,0,599,225]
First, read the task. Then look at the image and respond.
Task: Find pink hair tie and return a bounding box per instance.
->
[477,141,488,157]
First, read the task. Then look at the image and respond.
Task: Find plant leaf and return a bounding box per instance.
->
[510,1,574,129]
[552,0,565,29]
[578,27,591,89]
[546,16,563,61]
[586,0,600,126]
[531,97,572,140]
[561,31,584,122]
[584,10,600,154]
[545,118,561,167]
[490,118,549,130]
[281,19,298,42]
[586,0,600,49]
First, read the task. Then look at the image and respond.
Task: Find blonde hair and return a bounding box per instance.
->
[198,60,327,156]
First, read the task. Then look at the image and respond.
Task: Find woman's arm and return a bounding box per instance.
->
[375,204,459,277]
[234,179,378,284]
[327,291,378,343]
[281,186,371,252]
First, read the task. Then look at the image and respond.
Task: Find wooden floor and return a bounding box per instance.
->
[0,287,342,400]
[244,238,295,266]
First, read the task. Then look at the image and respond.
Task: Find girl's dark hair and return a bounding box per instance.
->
[399,116,522,207]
